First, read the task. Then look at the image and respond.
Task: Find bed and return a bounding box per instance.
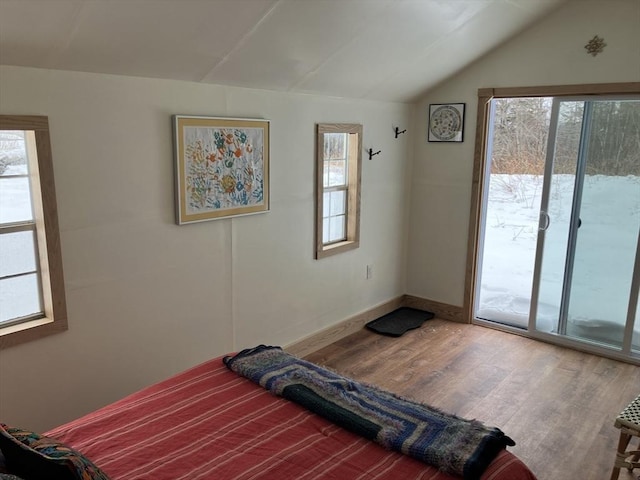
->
[0,348,537,480]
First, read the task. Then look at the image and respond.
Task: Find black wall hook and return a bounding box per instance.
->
[368,148,381,160]
[394,127,407,138]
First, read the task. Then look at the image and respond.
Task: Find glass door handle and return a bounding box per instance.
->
[539,211,550,231]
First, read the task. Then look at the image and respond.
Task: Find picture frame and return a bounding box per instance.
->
[173,115,270,224]
[428,103,465,143]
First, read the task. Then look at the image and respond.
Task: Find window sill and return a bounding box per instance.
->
[0,316,68,349]
[316,240,359,259]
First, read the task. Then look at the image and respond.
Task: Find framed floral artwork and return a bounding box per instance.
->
[173,116,270,224]
[428,103,465,142]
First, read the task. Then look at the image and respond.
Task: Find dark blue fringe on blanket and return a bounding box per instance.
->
[223,345,515,480]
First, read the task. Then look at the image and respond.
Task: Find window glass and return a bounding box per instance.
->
[0,274,41,323]
[322,217,330,244]
[0,230,38,277]
[323,192,330,217]
[324,133,346,160]
[0,130,33,224]
[330,190,346,216]
[326,159,347,187]
[0,129,41,325]
[329,215,346,242]
[324,133,348,188]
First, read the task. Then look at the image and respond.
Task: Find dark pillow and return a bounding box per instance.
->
[0,424,109,480]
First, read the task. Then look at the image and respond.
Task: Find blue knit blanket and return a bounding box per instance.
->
[223,345,515,480]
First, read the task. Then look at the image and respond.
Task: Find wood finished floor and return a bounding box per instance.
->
[305,319,640,480]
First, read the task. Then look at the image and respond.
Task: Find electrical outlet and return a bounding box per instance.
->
[366,264,373,279]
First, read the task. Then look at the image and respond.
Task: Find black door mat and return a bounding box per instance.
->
[365,307,435,337]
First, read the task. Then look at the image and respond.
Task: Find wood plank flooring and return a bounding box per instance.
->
[304,319,640,480]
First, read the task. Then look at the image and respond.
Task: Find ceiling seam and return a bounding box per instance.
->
[197,0,284,83]
[286,2,395,95]
[44,0,91,69]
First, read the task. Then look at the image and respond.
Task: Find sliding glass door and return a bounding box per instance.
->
[476,94,640,361]
[564,100,639,349]
[475,98,549,329]
[531,97,640,355]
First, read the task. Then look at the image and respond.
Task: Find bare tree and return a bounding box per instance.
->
[490,98,640,176]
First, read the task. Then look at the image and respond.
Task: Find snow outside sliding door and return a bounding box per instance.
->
[475,98,550,329]
[530,97,640,356]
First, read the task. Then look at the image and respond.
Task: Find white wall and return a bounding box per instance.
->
[0,67,413,432]
[407,0,640,307]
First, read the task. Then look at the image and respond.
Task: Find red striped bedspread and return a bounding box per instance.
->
[46,357,537,480]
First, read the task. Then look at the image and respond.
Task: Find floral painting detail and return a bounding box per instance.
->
[184,127,263,210]
[174,116,270,224]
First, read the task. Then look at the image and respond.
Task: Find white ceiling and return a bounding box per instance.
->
[0,0,569,103]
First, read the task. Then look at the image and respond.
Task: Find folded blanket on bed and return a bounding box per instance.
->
[224,345,515,480]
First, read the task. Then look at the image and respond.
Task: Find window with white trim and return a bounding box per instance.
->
[315,123,362,259]
[0,115,67,348]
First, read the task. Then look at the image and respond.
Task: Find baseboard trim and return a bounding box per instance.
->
[285,296,405,358]
[403,295,465,323]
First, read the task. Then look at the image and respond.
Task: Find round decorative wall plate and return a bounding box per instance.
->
[428,103,465,142]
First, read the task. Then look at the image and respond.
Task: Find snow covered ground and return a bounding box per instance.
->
[477,173,640,349]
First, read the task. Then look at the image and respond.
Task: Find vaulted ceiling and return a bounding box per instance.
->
[0,0,569,102]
